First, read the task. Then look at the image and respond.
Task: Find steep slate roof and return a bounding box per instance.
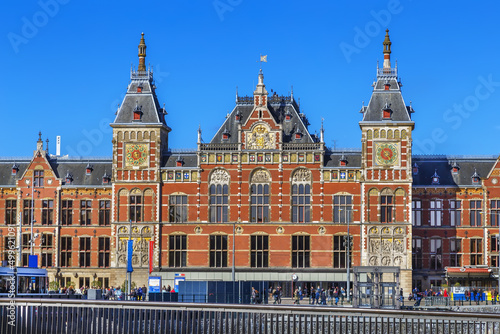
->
[0,159,30,186]
[324,151,362,168]
[162,152,198,168]
[412,155,497,187]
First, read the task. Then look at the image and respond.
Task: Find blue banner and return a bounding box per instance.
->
[127,240,134,273]
[28,255,38,268]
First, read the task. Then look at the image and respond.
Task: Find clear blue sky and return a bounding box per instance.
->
[1,0,499,157]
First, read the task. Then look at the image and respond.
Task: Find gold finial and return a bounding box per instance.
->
[138,32,147,71]
[383,29,391,54]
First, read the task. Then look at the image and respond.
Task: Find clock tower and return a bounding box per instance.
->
[110,33,171,283]
[359,30,415,293]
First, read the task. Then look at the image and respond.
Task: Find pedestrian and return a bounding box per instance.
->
[333,287,339,306]
[341,287,346,304]
[142,285,148,301]
[399,288,404,302]
[315,286,320,305]
[492,289,498,305]
[293,288,300,304]
[251,287,256,304]
[465,289,470,301]
[137,286,143,301]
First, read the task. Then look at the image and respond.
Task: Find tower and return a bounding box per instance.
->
[110,33,171,283]
[359,30,415,293]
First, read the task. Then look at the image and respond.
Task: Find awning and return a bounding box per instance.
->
[16,268,48,277]
[0,267,14,276]
[446,267,491,276]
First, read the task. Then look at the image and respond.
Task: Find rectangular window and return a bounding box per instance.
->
[430,200,442,226]
[169,235,187,267]
[412,200,422,226]
[291,184,311,223]
[291,235,310,268]
[61,200,73,225]
[60,237,72,267]
[130,195,142,222]
[450,239,462,267]
[169,195,188,223]
[80,200,92,225]
[42,199,54,225]
[34,170,44,187]
[79,277,90,289]
[79,237,91,267]
[21,234,30,267]
[430,239,442,270]
[41,234,53,267]
[470,239,482,265]
[209,235,227,267]
[381,195,393,223]
[5,200,16,225]
[490,236,499,267]
[99,200,110,226]
[250,235,269,268]
[98,237,110,268]
[470,200,482,226]
[23,200,33,225]
[491,200,500,227]
[449,200,461,226]
[333,235,351,268]
[333,195,352,224]
[412,238,423,269]
[250,185,270,223]
[209,185,228,223]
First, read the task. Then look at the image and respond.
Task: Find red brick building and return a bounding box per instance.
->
[0,31,499,295]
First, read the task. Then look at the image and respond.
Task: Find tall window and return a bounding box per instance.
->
[5,200,16,225]
[491,200,500,226]
[80,200,92,225]
[292,235,310,268]
[429,239,442,270]
[169,195,188,223]
[79,237,91,267]
[450,239,462,267]
[40,234,53,267]
[491,235,499,267]
[333,195,352,223]
[430,200,442,226]
[470,200,482,226]
[42,200,53,225]
[210,185,228,223]
[449,200,461,226]
[292,184,311,223]
[209,235,227,267]
[333,235,351,268]
[412,200,422,226]
[60,237,72,267]
[21,234,30,266]
[34,170,44,187]
[470,239,482,265]
[250,184,270,223]
[23,200,33,225]
[99,200,110,226]
[98,237,110,268]
[412,238,423,269]
[61,200,73,225]
[381,195,393,223]
[130,194,142,222]
[169,235,187,267]
[250,235,269,267]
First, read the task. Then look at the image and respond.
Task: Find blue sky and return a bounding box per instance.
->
[1,0,499,157]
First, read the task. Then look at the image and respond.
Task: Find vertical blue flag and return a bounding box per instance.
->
[127,240,134,273]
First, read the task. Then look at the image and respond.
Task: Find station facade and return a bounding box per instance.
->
[0,31,499,294]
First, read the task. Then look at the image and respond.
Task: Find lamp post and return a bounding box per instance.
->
[344,209,354,303]
[128,219,132,301]
[232,222,235,303]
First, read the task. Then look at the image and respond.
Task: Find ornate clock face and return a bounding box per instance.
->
[125,144,148,167]
[374,142,399,166]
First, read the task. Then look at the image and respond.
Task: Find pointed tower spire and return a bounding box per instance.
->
[138,32,147,72]
[37,131,44,151]
[383,29,392,70]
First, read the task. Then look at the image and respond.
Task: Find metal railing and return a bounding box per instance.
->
[1,298,500,334]
[200,143,239,151]
[282,143,322,151]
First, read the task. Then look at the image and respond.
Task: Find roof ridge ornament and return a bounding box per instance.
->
[138,33,147,71]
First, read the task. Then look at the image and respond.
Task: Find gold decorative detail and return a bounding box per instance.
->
[291,154,297,162]
[368,188,378,196]
[323,171,331,181]
[191,171,198,181]
[273,154,279,163]
[395,189,405,196]
[209,154,215,163]
[235,226,243,234]
[367,130,373,139]
[224,154,230,163]
[306,153,313,162]
[194,226,202,234]
[118,226,128,234]
[125,143,149,167]
[401,130,407,139]
[374,142,399,166]
[381,130,386,138]
[246,124,275,149]
[394,227,404,234]
[142,226,151,234]
[276,226,284,234]
[381,227,391,234]
[241,154,248,163]
[369,227,379,235]
[318,226,326,235]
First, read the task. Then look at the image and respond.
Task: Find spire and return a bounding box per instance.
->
[383,29,392,70]
[138,32,147,71]
[36,131,43,151]
[253,69,268,98]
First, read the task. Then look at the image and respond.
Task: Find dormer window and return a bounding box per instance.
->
[384,81,390,91]
[285,110,292,121]
[137,83,143,93]
[412,163,419,175]
[133,102,143,121]
[65,172,73,185]
[176,156,184,167]
[382,101,392,119]
[472,169,480,185]
[11,164,19,175]
[222,127,230,140]
[340,154,348,167]
[102,172,111,185]
[235,109,241,122]
[295,127,303,140]
[431,169,440,185]
[85,163,93,175]
[451,161,460,175]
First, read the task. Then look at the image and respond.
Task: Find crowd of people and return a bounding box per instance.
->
[289,285,352,306]
[409,287,500,306]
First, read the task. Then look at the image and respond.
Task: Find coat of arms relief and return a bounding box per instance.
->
[245,124,275,150]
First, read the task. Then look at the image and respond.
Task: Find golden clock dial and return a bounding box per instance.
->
[125,144,148,166]
[374,143,399,166]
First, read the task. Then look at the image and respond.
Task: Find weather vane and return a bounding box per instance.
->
[258,54,267,71]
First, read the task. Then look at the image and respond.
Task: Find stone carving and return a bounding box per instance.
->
[369,227,379,235]
[394,239,404,253]
[142,226,151,234]
[276,226,284,234]
[235,226,243,234]
[118,226,128,234]
[118,254,126,264]
[210,169,230,184]
[369,256,378,265]
[381,239,392,253]
[194,226,202,234]
[381,256,391,266]
[142,255,149,265]
[318,226,326,235]
[394,256,403,266]
[292,168,311,183]
[118,239,126,252]
[381,227,391,234]
[246,124,275,150]
[394,227,404,234]
[132,254,139,265]
[370,239,380,253]
[251,169,271,183]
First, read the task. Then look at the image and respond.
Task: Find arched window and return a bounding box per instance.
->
[250,169,271,223]
[291,168,312,223]
[129,189,143,222]
[209,169,230,223]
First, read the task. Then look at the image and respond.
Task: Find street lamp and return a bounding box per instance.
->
[343,209,355,303]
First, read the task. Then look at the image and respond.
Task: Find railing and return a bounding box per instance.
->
[200,143,239,151]
[130,70,153,80]
[283,143,322,151]
[1,298,500,334]
[377,67,397,77]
